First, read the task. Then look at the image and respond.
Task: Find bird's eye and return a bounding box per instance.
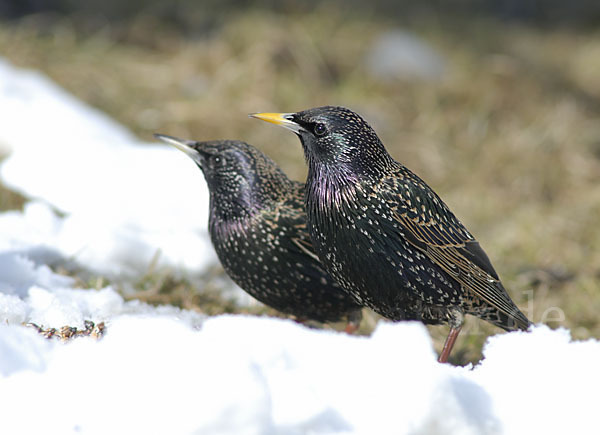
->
[211,156,225,168]
[313,123,327,137]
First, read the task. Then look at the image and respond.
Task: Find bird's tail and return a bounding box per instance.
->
[494,305,532,332]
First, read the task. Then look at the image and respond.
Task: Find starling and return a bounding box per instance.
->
[251,106,531,362]
[154,134,362,331]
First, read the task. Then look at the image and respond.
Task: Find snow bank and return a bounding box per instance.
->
[0,58,216,279]
[0,260,597,435]
[0,58,597,435]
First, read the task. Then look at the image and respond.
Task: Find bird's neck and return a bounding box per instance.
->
[208,192,258,236]
[305,163,360,215]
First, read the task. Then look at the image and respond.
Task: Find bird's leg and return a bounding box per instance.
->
[344,323,357,334]
[438,308,464,363]
[438,326,462,363]
[343,310,363,335]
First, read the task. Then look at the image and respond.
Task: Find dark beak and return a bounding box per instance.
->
[154,133,207,165]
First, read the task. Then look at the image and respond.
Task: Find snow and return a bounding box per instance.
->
[1,275,597,435]
[0,58,598,435]
[0,58,217,280]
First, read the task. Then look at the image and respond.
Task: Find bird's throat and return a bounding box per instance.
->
[306,164,359,213]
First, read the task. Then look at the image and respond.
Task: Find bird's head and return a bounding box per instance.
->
[154,134,292,220]
[251,106,393,179]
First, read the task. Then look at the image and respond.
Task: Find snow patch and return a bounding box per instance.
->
[0,58,217,280]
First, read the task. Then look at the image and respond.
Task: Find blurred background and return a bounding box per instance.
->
[1,0,599,363]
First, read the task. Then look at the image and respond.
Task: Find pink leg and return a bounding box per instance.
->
[438,325,462,363]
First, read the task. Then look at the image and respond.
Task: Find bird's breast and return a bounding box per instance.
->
[306,181,381,277]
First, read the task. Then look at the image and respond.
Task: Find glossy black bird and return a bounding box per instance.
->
[251,107,531,362]
[154,134,362,331]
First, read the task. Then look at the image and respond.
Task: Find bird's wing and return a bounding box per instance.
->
[380,168,530,329]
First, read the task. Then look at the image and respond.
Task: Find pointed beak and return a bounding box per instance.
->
[249,112,303,134]
[154,133,205,165]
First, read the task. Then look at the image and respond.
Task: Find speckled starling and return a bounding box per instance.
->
[251,106,531,362]
[154,134,362,331]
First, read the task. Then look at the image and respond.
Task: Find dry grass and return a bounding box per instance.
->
[1,10,599,364]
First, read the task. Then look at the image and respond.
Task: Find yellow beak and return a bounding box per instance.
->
[249,112,303,133]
